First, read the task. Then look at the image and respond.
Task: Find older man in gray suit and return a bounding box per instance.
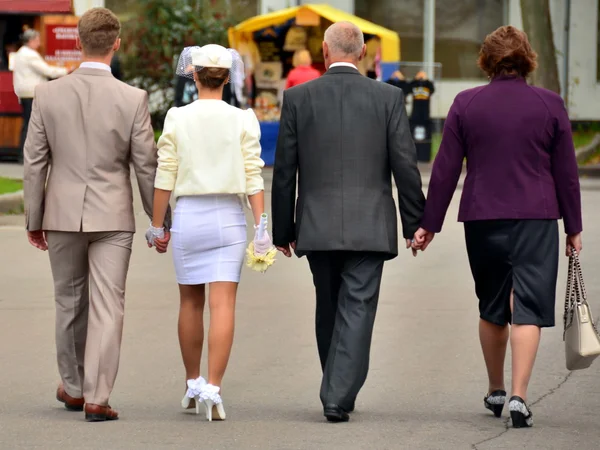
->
[272,21,425,422]
[23,8,170,422]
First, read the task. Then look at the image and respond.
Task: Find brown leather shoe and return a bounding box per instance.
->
[85,404,119,422]
[56,384,84,411]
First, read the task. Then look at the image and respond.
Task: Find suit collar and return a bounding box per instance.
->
[73,67,114,77]
[325,66,361,76]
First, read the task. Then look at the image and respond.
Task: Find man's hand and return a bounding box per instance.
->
[27,230,48,251]
[154,231,171,254]
[276,241,296,258]
[412,228,435,252]
[566,233,582,257]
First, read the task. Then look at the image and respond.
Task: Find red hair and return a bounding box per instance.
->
[478,26,537,78]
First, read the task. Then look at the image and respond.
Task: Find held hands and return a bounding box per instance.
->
[145,224,171,254]
[410,228,436,255]
[277,242,296,258]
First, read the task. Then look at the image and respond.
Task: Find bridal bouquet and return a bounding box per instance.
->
[246,213,277,273]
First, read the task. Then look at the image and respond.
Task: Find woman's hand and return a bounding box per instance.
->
[412,228,436,252]
[145,224,165,247]
[566,233,582,257]
[253,230,273,255]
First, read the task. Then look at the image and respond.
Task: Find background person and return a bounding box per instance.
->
[414,26,583,429]
[285,49,320,89]
[12,29,69,163]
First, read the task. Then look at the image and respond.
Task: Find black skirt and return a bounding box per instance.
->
[464,220,559,327]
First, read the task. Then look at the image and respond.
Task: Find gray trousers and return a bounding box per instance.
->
[307,251,385,411]
[47,231,133,405]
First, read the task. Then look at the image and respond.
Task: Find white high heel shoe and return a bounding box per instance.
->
[181,377,206,414]
[199,384,226,421]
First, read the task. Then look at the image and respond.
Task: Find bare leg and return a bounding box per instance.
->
[207,282,238,388]
[510,291,541,401]
[178,284,206,382]
[510,325,540,401]
[479,319,509,393]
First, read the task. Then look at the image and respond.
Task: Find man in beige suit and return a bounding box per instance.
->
[23,8,170,422]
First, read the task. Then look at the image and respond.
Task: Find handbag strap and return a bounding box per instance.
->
[563,252,577,338]
[563,250,599,339]
[573,251,587,302]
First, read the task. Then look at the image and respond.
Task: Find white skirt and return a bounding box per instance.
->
[171,195,247,285]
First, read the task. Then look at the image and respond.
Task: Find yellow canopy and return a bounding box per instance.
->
[228,4,400,62]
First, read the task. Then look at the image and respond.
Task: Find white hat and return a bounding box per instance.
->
[191,44,233,69]
[176,45,244,81]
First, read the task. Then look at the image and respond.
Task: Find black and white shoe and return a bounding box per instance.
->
[509,396,533,428]
[484,389,506,418]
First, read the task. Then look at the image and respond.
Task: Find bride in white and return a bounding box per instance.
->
[147,44,271,421]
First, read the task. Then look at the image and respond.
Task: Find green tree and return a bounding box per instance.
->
[120,0,235,126]
[520,0,560,93]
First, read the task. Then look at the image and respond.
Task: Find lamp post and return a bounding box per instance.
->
[423,0,435,79]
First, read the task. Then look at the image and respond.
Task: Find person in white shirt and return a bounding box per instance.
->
[12,29,69,162]
[147,44,270,422]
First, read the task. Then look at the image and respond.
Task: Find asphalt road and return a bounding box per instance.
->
[1,165,600,449]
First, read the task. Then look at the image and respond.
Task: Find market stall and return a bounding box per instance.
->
[0,0,79,159]
[228,4,400,165]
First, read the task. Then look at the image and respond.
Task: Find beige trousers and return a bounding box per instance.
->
[46,231,133,405]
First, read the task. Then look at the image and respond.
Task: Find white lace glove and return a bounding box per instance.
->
[253,226,273,256]
[145,224,165,247]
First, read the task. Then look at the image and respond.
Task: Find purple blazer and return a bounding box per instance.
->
[421,75,582,235]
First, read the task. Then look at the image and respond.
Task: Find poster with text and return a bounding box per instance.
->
[44,25,81,66]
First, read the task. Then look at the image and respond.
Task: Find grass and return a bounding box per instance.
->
[429,130,597,163]
[0,177,23,195]
[572,131,597,150]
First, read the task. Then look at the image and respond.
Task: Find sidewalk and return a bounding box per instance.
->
[0,163,23,180]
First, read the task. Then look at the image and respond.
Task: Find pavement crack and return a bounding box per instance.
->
[471,371,573,449]
[471,418,511,450]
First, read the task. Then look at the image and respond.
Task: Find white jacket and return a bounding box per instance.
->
[155,100,265,199]
[12,46,68,98]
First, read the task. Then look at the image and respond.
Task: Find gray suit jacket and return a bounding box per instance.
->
[272,66,425,258]
[23,67,170,232]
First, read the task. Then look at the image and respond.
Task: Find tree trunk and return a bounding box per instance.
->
[520,0,560,93]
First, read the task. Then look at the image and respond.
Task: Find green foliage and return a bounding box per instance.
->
[120,0,235,126]
[0,177,23,195]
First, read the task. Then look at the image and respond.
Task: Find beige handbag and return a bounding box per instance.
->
[563,251,600,370]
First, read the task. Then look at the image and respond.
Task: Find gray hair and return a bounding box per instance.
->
[324,21,364,59]
[22,29,40,44]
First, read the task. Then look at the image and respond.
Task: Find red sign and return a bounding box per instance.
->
[0,0,72,13]
[45,24,81,64]
[0,72,21,114]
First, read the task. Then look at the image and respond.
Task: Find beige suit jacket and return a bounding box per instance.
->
[23,68,169,232]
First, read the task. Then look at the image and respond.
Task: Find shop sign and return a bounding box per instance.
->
[44,25,82,63]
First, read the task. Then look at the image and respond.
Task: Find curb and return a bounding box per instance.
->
[0,190,24,214]
[578,165,600,178]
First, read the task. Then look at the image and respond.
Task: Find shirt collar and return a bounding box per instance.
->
[80,62,112,72]
[329,62,358,70]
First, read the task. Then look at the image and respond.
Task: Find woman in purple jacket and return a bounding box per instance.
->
[414,26,583,428]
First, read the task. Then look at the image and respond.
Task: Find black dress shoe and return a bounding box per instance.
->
[324,404,349,423]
